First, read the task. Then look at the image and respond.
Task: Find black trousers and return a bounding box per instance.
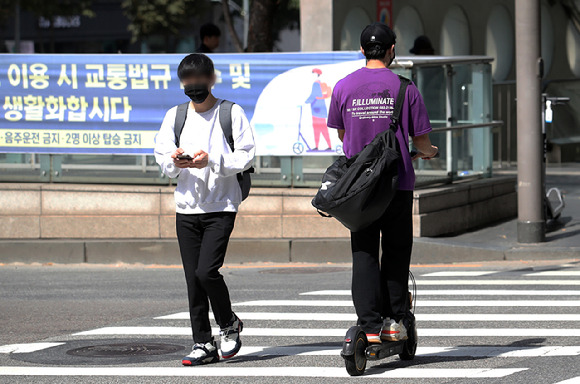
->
[176,211,236,343]
[350,190,413,334]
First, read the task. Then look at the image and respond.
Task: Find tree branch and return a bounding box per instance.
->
[221,0,244,52]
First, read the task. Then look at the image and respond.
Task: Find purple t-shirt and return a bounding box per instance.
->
[327,67,432,191]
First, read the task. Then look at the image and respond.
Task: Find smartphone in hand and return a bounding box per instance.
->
[176,154,193,160]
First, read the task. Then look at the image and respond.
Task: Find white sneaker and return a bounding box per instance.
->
[219,313,243,359]
[380,318,408,341]
[182,341,219,366]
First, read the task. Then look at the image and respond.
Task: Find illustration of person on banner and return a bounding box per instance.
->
[304,68,333,152]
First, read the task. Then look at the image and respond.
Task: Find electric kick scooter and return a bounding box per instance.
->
[341,272,418,376]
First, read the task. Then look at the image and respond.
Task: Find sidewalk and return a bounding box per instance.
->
[412,165,580,263]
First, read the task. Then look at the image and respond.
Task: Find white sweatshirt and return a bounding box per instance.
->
[154,99,256,214]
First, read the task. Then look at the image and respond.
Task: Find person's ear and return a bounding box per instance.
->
[209,73,217,88]
[360,46,365,55]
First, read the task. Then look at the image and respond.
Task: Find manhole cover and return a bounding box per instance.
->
[260,267,351,274]
[66,343,184,358]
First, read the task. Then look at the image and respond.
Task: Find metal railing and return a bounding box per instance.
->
[0,120,502,188]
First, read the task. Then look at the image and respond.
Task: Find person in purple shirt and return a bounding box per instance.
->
[327,22,438,345]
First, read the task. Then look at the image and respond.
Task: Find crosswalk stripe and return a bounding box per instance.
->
[156,312,356,321]
[236,345,580,357]
[239,346,341,356]
[415,280,580,286]
[417,314,580,321]
[300,289,580,296]
[526,271,580,276]
[155,311,580,322]
[0,343,65,354]
[419,329,580,337]
[236,300,352,306]
[552,377,580,384]
[0,366,527,378]
[421,271,498,277]
[233,299,580,307]
[72,326,580,337]
[4,344,578,358]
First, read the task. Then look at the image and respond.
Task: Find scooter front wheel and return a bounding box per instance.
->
[399,318,418,361]
[343,328,368,376]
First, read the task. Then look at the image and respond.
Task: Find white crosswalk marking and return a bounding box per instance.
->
[157,311,580,322]
[300,289,580,296]
[0,366,528,378]
[157,311,357,321]
[235,345,580,358]
[233,299,580,307]
[421,271,498,277]
[73,326,580,337]
[0,343,65,354]
[552,377,580,384]
[415,279,580,285]
[4,269,580,381]
[526,271,580,276]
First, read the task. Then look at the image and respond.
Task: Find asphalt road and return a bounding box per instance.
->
[1,259,580,384]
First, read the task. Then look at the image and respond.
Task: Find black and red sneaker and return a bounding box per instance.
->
[182,341,219,366]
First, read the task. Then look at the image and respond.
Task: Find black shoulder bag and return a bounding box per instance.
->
[311,76,410,232]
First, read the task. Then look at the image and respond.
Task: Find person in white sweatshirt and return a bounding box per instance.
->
[154,53,255,366]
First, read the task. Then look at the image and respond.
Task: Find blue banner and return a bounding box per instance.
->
[0,52,365,155]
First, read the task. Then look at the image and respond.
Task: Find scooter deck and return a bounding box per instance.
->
[365,340,406,361]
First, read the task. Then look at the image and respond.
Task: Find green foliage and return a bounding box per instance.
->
[273,0,300,33]
[121,0,206,43]
[0,0,14,23]
[23,0,95,19]
[0,0,94,26]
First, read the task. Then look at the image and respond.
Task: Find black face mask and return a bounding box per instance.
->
[184,83,210,104]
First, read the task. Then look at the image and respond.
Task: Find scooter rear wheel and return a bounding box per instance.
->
[344,329,368,376]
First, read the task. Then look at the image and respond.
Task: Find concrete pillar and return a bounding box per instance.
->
[300,0,333,51]
[515,0,545,243]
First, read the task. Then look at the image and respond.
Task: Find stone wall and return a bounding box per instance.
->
[0,177,516,240]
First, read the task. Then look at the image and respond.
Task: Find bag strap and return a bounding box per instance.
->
[390,75,411,132]
[218,100,253,181]
[219,100,235,152]
[173,102,189,148]
[174,100,236,152]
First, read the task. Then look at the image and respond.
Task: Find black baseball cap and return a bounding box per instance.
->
[360,22,396,50]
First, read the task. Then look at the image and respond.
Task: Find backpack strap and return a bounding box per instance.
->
[173,102,189,148]
[390,75,411,132]
[219,100,235,152]
[218,100,254,188]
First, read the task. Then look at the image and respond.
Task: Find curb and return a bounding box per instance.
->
[1,239,578,265]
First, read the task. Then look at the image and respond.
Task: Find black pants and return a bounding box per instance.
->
[351,190,413,334]
[176,211,236,344]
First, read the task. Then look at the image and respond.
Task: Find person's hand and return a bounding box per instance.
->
[171,148,194,169]
[412,145,438,161]
[190,150,209,169]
